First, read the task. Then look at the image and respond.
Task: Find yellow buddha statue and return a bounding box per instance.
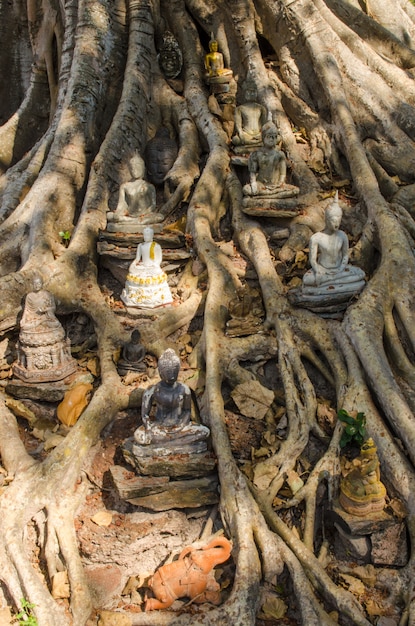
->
[204,37,232,82]
[339,438,386,517]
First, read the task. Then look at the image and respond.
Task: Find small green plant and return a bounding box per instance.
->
[337,409,366,449]
[14,598,38,626]
[59,230,71,247]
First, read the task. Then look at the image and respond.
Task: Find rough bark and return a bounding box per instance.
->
[1,0,415,624]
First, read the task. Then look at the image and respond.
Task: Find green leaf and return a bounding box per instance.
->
[338,410,355,425]
[345,425,357,435]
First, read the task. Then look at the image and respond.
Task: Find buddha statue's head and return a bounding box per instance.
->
[129,154,146,180]
[261,121,279,147]
[32,273,43,292]
[243,79,257,102]
[360,438,377,457]
[158,31,182,79]
[209,38,219,53]
[158,348,180,384]
[325,191,342,230]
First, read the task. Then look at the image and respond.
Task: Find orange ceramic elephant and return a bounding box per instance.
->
[145,536,232,611]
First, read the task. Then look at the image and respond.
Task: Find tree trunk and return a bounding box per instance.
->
[1,0,415,624]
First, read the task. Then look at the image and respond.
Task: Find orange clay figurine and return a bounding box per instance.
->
[145,536,232,610]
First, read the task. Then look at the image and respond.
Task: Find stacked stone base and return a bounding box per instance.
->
[110,437,218,511]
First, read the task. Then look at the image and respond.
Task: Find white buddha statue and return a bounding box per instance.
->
[121,226,173,309]
[302,192,366,295]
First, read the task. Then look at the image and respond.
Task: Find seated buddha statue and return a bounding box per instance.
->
[242,122,299,199]
[232,81,267,151]
[302,193,366,295]
[204,37,233,83]
[133,349,210,451]
[339,438,386,516]
[13,275,77,383]
[107,154,164,230]
[117,329,146,375]
[121,226,173,309]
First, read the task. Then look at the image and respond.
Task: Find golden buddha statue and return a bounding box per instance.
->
[339,438,386,517]
[204,36,232,82]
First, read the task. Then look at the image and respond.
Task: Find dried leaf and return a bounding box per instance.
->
[5,397,36,423]
[122,371,143,385]
[293,250,308,270]
[338,573,365,596]
[253,447,270,458]
[286,470,304,495]
[364,597,388,617]
[91,510,113,527]
[86,356,100,377]
[351,564,377,587]
[231,380,274,420]
[165,216,187,233]
[259,593,287,619]
[122,575,150,595]
[387,497,407,520]
[52,570,70,599]
[317,402,336,429]
[0,338,8,361]
[253,462,277,490]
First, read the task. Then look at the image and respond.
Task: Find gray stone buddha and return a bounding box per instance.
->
[158,31,183,79]
[242,121,299,199]
[232,81,267,152]
[145,127,178,187]
[117,329,146,375]
[133,349,210,455]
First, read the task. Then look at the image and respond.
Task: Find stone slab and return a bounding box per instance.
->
[334,522,371,564]
[109,466,169,499]
[122,438,217,477]
[126,475,219,511]
[97,242,190,262]
[98,229,185,248]
[242,205,300,218]
[328,500,398,536]
[371,522,408,566]
[5,370,87,402]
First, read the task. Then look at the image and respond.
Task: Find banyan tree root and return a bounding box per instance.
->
[1,0,415,624]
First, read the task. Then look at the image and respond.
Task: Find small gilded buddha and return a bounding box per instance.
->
[204,37,233,83]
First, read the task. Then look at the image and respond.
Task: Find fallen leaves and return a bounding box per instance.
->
[91,510,113,527]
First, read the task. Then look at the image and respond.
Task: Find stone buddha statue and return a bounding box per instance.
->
[106,154,164,231]
[232,81,267,151]
[117,329,146,375]
[288,193,366,315]
[121,226,173,309]
[242,122,299,199]
[133,349,210,453]
[302,193,366,295]
[339,438,387,516]
[13,275,77,383]
[145,127,178,188]
[204,37,233,83]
